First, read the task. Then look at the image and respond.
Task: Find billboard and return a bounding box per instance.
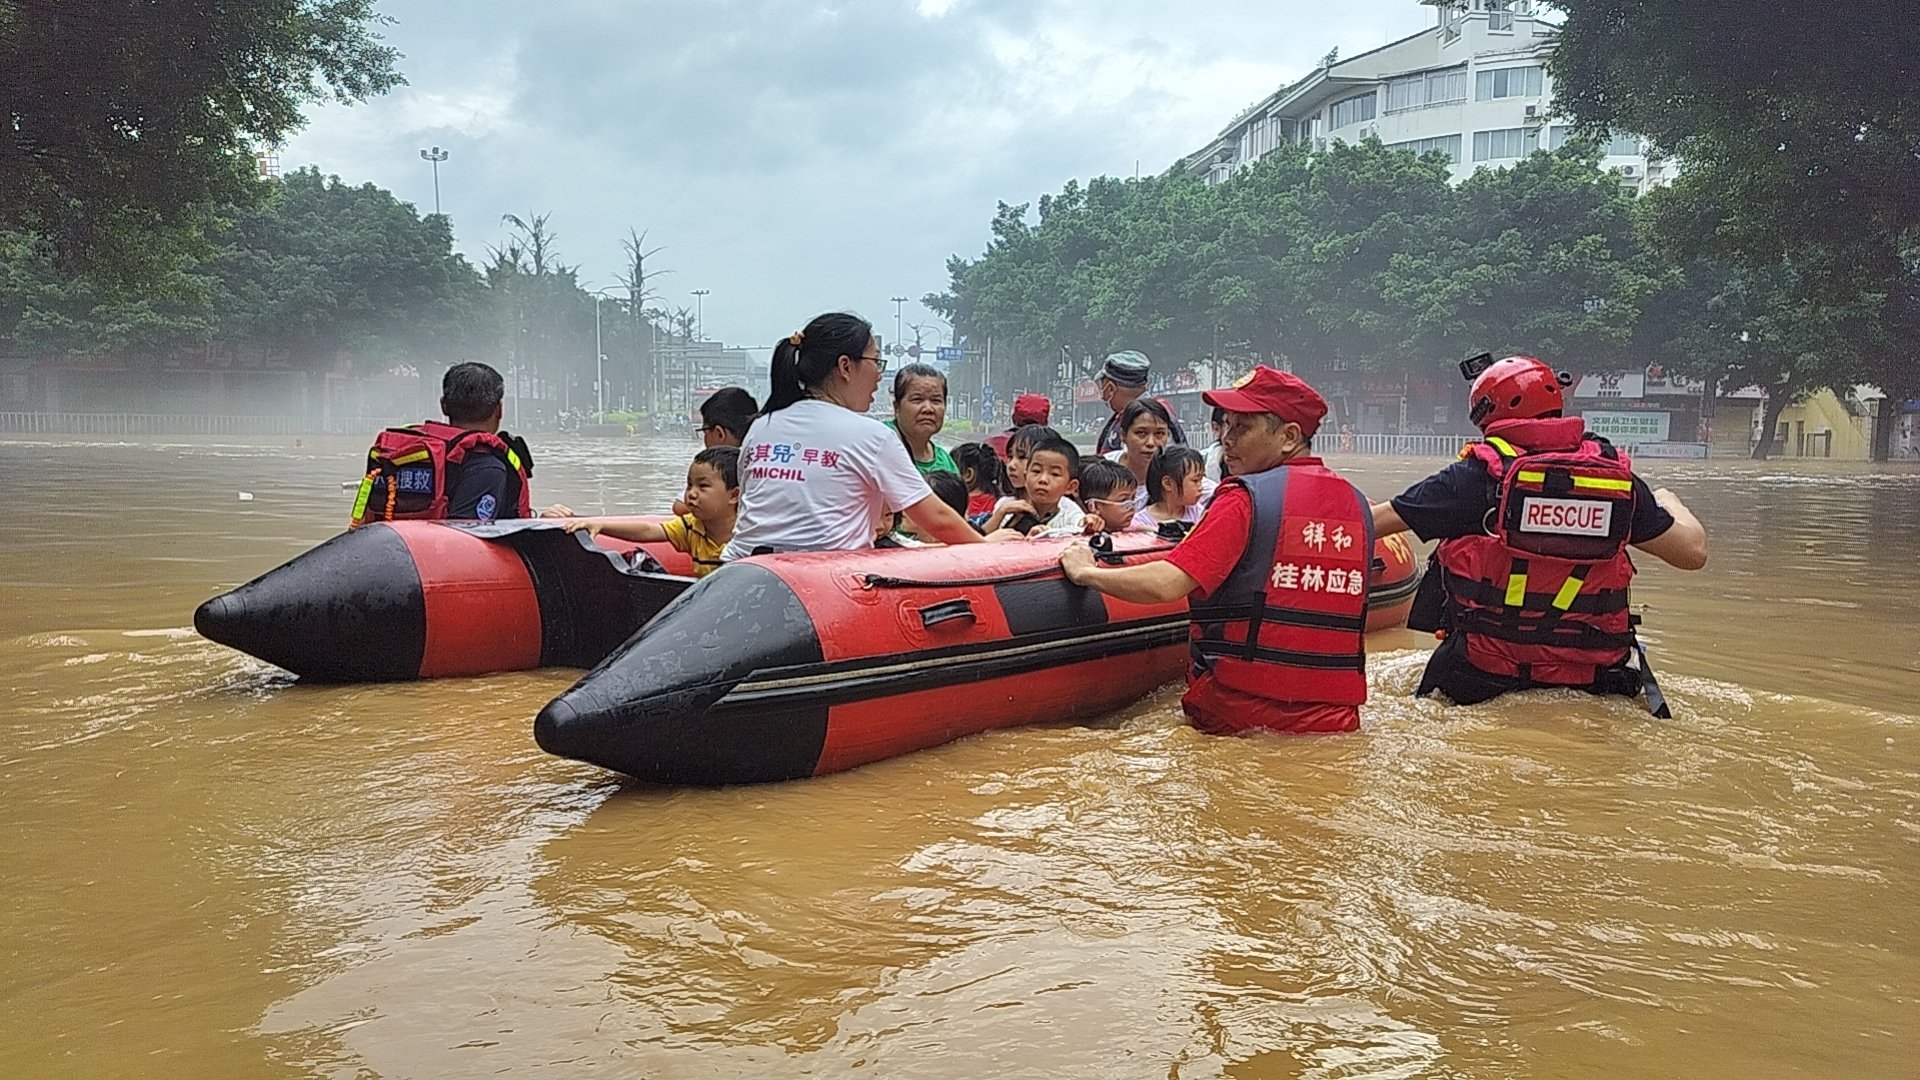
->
[1581,410,1670,443]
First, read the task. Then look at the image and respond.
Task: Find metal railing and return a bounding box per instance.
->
[1326,433,1467,457]
[0,412,361,437]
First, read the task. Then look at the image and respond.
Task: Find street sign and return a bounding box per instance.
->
[936,346,963,363]
[907,344,921,359]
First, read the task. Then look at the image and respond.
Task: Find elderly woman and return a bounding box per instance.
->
[886,363,959,477]
[722,312,998,559]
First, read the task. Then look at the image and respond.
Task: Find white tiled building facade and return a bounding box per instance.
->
[1182,0,1667,193]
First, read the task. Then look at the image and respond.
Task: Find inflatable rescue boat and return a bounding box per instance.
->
[534,532,1423,786]
[194,519,694,681]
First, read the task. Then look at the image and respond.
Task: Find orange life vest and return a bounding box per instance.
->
[1434,416,1637,686]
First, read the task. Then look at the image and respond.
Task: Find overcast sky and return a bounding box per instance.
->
[282,0,1436,352]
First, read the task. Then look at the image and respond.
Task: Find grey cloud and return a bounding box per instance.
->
[285,0,1433,346]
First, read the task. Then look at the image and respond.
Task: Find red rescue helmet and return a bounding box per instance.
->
[1468,355,1568,428]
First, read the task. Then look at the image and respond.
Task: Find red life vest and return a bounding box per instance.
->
[1434,416,1638,686]
[1187,457,1372,707]
[349,420,533,529]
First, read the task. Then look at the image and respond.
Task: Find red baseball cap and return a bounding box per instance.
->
[1202,366,1328,439]
[1011,393,1051,425]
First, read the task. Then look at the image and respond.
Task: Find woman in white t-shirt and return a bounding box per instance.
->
[722,312,994,559]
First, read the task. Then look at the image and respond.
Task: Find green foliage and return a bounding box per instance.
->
[0,230,214,358]
[935,139,1662,391]
[0,169,498,379]
[1548,0,1919,402]
[0,0,402,280]
[204,169,486,370]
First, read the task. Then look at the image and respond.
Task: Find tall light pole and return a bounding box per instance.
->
[690,289,710,341]
[419,146,448,215]
[592,293,610,421]
[890,296,908,355]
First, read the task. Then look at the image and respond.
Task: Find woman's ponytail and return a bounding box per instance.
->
[760,312,875,415]
[764,338,807,414]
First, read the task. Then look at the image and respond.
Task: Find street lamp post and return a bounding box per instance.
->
[590,287,625,421]
[418,146,448,215]
[691,289,710,342]
[890,296,907,355]
[594,296,606,421]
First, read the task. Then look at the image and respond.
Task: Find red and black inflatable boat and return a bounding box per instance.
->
[194,519,694,681]
[195,520,1421,785]
[534,532,1423,786]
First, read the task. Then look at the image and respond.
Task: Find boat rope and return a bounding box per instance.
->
[861,541,1180,590]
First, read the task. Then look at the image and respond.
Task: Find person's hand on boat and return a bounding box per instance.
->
[982,528,1023,542]
[563,518,606,538]
[538,503,577,518]
[1058,540,1097,584]
[982,499,1035,533]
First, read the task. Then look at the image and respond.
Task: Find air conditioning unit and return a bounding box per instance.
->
[1621,164,1639,177]
[1524,104,1539,119]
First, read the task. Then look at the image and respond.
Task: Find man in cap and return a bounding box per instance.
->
[1094,350,1187,455]
[1061,366,1372,735]
[985,392,1052,458]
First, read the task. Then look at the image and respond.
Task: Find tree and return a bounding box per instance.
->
[0,230,213,359]
[1397,142,1660,378]
[492,212,598,411]
[205,168,485,372]
[1637,238,1882,459]
[0,1,402,280]
[617,228,670,411]
[1548,0,1920,458]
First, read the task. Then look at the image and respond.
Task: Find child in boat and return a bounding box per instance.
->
[1132,446,1208,537]
[1000,424,1055,504]
[983,435,1088,537]
[884,471,976,546]
[952,442,1007,523]
[565,446,739,577]
[1077,457,1141,533]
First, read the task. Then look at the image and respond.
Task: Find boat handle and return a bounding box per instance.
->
[920,598,976,630]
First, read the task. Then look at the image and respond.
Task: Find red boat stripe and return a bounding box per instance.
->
[815,644,1190,775]
[397,525,544,678]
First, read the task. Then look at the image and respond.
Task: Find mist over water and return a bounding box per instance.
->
[1,436,1914,1078]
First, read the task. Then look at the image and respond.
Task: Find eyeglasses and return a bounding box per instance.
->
[859,353,888,373]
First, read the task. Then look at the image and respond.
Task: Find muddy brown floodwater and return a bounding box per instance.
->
[2,435,1914,1079]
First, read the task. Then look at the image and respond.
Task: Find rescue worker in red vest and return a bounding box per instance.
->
[349,361,534,528]
[1369,354,1708,711]
[1060,366,1371,735]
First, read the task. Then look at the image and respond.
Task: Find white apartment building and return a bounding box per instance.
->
[1181,0,1666,192]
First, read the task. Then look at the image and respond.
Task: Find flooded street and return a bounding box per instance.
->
[2,435,1915,1078]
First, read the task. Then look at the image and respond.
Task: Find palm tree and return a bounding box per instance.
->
[618,227,670,413]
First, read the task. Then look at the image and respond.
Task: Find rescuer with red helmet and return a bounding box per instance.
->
[1369,354,1708,713]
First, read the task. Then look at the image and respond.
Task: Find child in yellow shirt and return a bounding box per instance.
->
[566,447,739,577]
